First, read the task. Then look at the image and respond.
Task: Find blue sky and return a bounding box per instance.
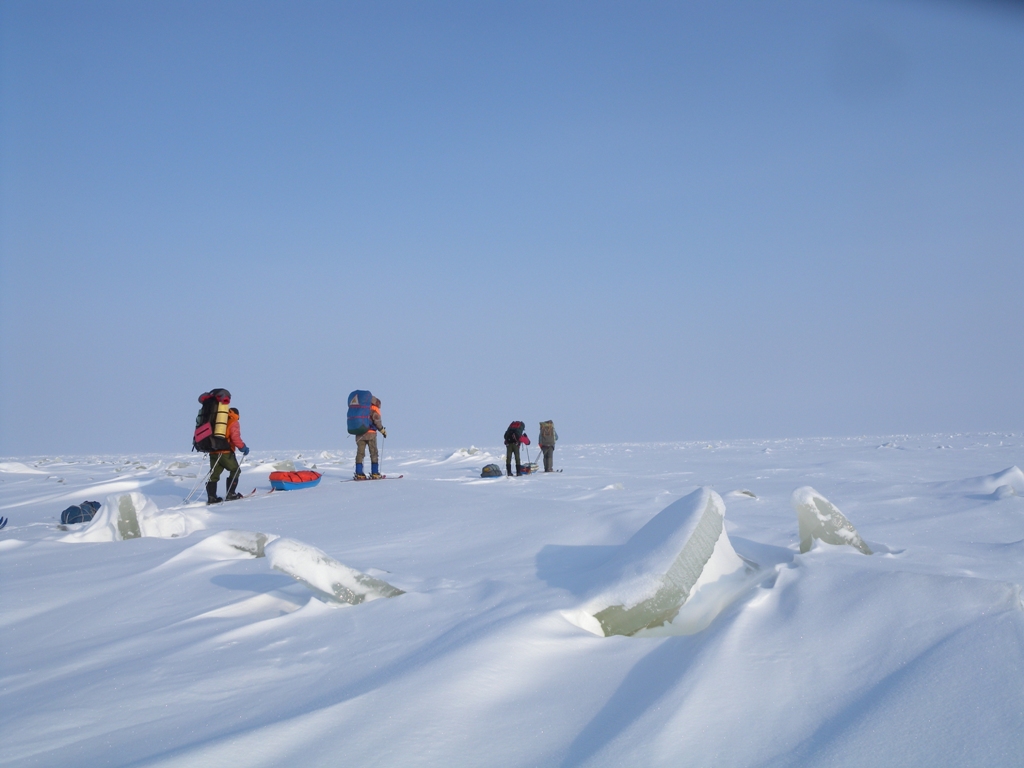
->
[2,0,1022,455]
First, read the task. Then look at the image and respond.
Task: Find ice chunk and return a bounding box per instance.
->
[218,529,272,557]
[117,495,143,539]
[265,538,404,605]
[565,488,753,637]
[792,486,871,555]
[62,492,208,543]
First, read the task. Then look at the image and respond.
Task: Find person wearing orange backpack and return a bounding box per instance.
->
[208,407,250,503]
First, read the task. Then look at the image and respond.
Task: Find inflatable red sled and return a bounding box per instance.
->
[269,470,322,491]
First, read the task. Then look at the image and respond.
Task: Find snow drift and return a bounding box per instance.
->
[792,486,872,554]
[564,487,754,637]
[266,537,405,605]
[942,466,1024,498]
[61,492,208,542]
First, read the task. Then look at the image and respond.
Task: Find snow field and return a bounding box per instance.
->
[1,436,1023,766]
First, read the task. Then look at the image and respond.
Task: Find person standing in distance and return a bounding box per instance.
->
[355,396,387,479]
[503,420,530,477]
[538,420,558,472]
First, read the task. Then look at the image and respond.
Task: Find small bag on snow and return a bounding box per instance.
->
[481,464,503,478]
[61,500,101,525]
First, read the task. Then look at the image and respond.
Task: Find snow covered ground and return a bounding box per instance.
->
[2,435,1023,767]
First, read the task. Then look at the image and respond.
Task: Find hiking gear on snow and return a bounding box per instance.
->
[60,500,101,525]
[269,470,322,490]
[241,446,250,456]
[226,472,241,499]
[481,464,503,478]
[372,463,379,475]
[354,463,367,480]
[0,516,6,530]
[371,473,384,480]
[193,389,231,452]
[347,390,374,435]
[539,421,557,446]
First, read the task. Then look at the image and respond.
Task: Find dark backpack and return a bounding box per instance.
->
[347,390,374,436]
[481,464,503,478]
[193,389,231,452]
[504,421,525,446]
[61,500,101,525]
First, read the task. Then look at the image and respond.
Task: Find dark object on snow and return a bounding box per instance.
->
[193,389,232,452]
[481,464,503,478]
[60,500,101,525]
[347,390,374,436]
[0,516,7,530]
[269,470,322,490]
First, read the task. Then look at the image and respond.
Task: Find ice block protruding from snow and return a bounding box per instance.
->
[266,538,404,605]
[62,492,208,542]
[565,488,753,637]
[792,486,872,555]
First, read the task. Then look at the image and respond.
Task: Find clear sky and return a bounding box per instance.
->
[1,0,1022,456]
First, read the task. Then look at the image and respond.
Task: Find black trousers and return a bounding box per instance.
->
[505,443,522,475]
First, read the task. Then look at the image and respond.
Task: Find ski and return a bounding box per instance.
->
[343,474,404,482]
[227,488,275,501]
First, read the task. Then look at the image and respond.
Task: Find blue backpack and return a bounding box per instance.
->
[347,390,374,436]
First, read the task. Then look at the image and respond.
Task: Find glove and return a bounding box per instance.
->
[241,446,250,456]
[381,428,387,438]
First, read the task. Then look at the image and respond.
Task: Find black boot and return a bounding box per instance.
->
[206,481,223,505]
[506,463,513,477]
[225,472,243,501]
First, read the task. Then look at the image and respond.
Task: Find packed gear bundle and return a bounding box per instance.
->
[193,389,232,453]
[269,470,322,491]
[481,464,503,478]
[347,390,374,436]
[60,500,101,525]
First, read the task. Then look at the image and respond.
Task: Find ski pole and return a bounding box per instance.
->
[184,459,216,504]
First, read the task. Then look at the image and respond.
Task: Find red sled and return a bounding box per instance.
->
[269,470,322,491]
